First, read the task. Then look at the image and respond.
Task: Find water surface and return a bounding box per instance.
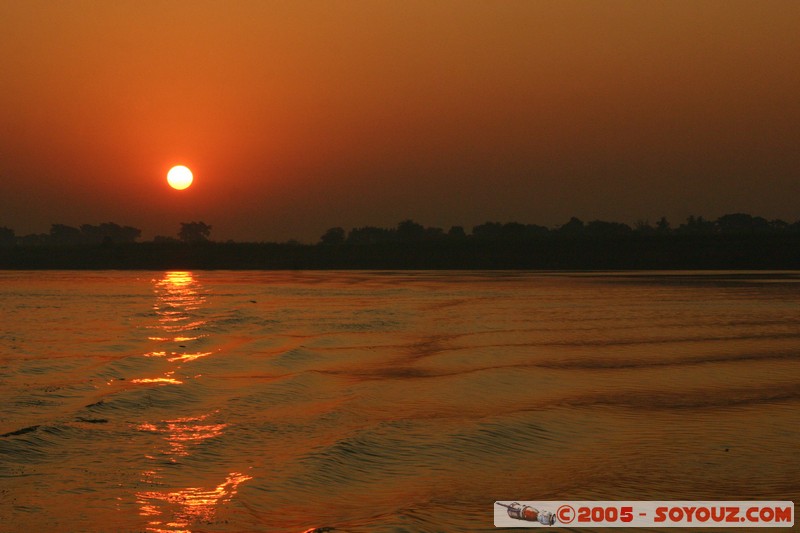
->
[1,271,798,532]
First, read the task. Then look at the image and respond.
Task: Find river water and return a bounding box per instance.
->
[0,271,798,532]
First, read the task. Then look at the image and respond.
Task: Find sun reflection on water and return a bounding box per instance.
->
[131,376,184,385]
[167,351,213,363]
[137,271,212,382]
[152,271,208,336]
[137,412,227,457]
[132,272,250,532]
[137,471,252,533]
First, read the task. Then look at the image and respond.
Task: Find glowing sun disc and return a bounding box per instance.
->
[167,165,193,190]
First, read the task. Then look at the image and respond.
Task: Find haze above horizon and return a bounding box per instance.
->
[1,1,798,242]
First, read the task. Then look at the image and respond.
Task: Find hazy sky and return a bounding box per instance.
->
[1,1,798,242]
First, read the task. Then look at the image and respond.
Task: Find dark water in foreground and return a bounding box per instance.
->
[0,271,798,532]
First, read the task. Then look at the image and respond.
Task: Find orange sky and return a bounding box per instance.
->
[1,0,799,242]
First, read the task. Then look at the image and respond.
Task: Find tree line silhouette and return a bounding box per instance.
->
[320,213,800,246]
[0,221,211,247]
[1,213,799,269]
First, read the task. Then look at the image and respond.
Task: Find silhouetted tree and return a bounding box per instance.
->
[447,226,467,239]
[347,226,394,245]
[525,224,549,238]
[319,227,345,245]
[558,217,585,235]
[396,219,425,242]
[80,224,104,244]
[585,220,632,236]
[424,226,445,240]
[81,222,141,244]
[635,220,655,234]
[473,221,548,240]
[656,216,671,234]
[50,224,82,245]
[716,213,770,234]
[501,222,528,240]
[472,222,504,239]
[769,219,789,233]
[179,221,212,243]
[677,215,715,235]
[118,224,142,243]
[19,233,48,246]
[0,227,14,247]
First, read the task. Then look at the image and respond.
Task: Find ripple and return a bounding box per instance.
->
[3,270,799,532]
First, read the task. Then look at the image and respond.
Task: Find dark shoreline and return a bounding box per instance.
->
[2,234,799,270]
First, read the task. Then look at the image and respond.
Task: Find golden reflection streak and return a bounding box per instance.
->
[137,272,211,385]
[135,411,248,530]
[167,352,213,363]
[131,377,183,385]
[143,351,213,362]
[148,336,202,342]
[135,273,251,532]
[137,412,227,457]
[152,271,207,334]
[137,472,252,533]
[161,271,193,286]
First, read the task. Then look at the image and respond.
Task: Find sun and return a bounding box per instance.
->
[167,165,193,190]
